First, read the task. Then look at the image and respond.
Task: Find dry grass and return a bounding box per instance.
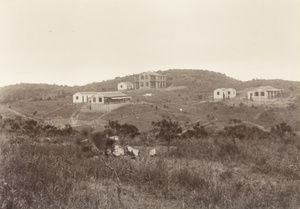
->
[1,123,300,209]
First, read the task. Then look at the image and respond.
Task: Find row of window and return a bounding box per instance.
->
[140,82,166,87]
[75,96,102,102]
[216,91,235,95]
[140,75,166,80]
[254,92,264,96]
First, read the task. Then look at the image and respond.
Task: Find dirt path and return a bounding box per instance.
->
[70,107,82,126]
[242,121,268,132]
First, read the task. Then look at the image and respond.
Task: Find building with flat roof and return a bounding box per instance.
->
[213,88,236,100]
[247,86,282,101]
[133,72,167,90]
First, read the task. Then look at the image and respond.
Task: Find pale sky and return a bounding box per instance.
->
[0,0,299,87]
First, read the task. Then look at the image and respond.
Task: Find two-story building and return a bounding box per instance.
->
[133,72,167,90]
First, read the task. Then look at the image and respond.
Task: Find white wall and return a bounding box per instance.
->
[118,83,134,91]
[214,88,236,100]
[118,83,127,91]
[227,89,236,99]
[248,90,268,101]
[73,93,83,103]
[214,89,225,99]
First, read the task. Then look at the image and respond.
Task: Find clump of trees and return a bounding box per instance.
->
[271,122,293,137]
[1,116,76,137]
[181,122,208,139]
[107,120,140,139]
[152,116,182,151]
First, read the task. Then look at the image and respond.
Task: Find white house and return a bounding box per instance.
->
[247,86,282,101]
[73,92,97,103]
[73,91,131,104]
[117,82,134,91]
[214,88,236,100]
[90,91,131,105]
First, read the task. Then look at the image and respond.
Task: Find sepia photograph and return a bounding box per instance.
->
[0,0,299,208]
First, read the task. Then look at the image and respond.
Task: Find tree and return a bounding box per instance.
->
[152,116,182,152]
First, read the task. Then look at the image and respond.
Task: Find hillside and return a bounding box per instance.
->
[1,70,299,104]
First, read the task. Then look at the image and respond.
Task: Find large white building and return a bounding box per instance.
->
[213,88,236,100]
[247,86,282,101]
[133,72,167,90]
[73,91,131,105]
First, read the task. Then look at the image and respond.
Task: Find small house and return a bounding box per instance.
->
[214,88,236,100]
[90,91,131,105]
[117,82,134,91]
[247,86,282,101]
[73,92,97,103]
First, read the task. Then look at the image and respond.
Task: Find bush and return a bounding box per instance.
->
[152,116,182,150]
[271,122,293,137]
[107,120,140,139]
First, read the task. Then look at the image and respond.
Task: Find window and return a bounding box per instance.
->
[141,82,144,87]
[255,92,259,96]
[217,92,220,95]
[120,85,123,88]
[228,91,231,94]
[76,96,78,100]
[146,82,149,86]
[141,75,144,79]
[93,98,96,102]
[261,92,265,96]
[99,97,102,102]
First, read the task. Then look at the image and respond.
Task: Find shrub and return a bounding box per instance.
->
[152,116,182,151]
[107,120,140,139]
[271,122,293,137]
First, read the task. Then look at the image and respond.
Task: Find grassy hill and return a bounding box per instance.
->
[1,69,299,132]
[1,69,299,103]
[1,70,300,208]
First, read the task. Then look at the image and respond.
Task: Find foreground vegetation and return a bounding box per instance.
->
[1,116,300,208]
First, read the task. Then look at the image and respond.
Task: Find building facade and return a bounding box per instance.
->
[117,82,134,91]
[247,86,282,101]
[133,72,167,90]
[73,91,131,105]
[72,92,97,103]
[214,88,236,100]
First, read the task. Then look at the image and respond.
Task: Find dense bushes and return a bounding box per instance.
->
[1,115,300,208]
[107,120,140,138]
[152,116,182,145]
[0,116,77,137]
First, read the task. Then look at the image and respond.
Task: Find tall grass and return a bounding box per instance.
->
[1,117,300,208]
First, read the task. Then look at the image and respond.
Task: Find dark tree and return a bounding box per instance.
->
[152,116,182,152]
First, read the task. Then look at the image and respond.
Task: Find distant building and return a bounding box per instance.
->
[247,86,282,101]
[73,92,97,103]
[90,91,131,105]
[133,72,167,90]
[73,91,131,105]
[214,88,236,100]
[117,82,134,91]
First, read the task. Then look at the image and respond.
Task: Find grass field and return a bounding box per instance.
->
[1,115,300,208]
[1,87,300,208]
